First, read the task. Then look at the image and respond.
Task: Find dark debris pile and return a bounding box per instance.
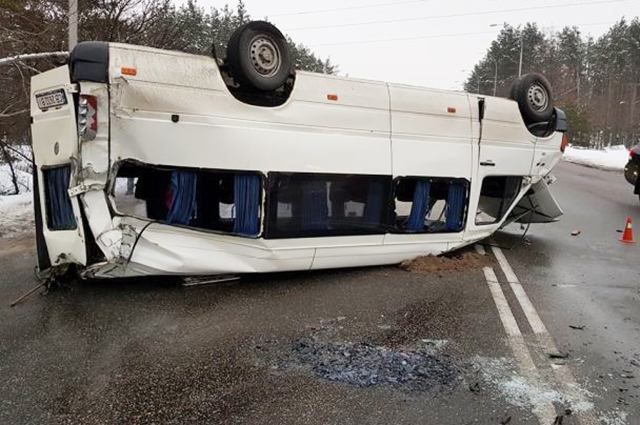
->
[291,337,460,391]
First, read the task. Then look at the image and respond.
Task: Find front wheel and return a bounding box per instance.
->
[226,21,292,92]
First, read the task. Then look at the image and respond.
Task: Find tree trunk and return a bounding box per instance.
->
[0,141,20,195]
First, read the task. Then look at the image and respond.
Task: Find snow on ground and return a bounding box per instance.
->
[1,150,35,238]
[0,191,34,238]
[0,162,32,195]
[562,145,629,171]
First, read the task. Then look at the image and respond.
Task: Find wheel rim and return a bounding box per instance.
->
[527,83,550,112]
[248,35,281,77]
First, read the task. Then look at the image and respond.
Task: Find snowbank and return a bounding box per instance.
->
[562,145,629,171]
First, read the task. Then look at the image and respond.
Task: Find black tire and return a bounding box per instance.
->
[624,159,639,185]
[226,21,291,92]
[509,77,521,101]
[513,73,554,123]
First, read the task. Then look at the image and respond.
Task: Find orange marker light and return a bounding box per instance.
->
[447,107,457,113]
[327,94,338,101]
[121,67,137,76]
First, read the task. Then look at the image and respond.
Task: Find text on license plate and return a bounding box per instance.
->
[35,89,67,110]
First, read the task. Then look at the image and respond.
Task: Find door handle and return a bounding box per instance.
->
[480,160,495,166]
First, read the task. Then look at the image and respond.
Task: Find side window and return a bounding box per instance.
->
[393,177,468,233]
[475,176,522,225]
[42,165,77,231]
[265,173,391,238]
[112,162,262,237]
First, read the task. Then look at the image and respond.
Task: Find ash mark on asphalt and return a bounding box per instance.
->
[289,337,460,391]
[259,320,462,393]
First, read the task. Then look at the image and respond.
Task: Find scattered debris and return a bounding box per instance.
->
[499,415,512,425]
[400,251,491,274]
[472,356,595,414]
[9,281,47,307]
[569,324,585,330]
[182,274,240,287]
[571,230,581,236]
[547,352,570,359]
[469,382,481,393]
[289,337,460,391]
[599,408,629,425]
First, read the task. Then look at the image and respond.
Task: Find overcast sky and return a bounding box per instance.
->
[181,0,640,90]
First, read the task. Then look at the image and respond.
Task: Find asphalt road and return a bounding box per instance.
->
[0,161,638,425]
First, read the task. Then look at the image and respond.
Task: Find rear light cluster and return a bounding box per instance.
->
[78,95,97,140]
[560,133,569,153]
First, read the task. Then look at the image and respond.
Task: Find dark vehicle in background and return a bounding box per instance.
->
[624,143,640,201]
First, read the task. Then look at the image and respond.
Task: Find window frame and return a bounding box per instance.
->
[109,160,266,238]
[263,171,394,239]
[390,176,470,234]
[42,163,78,231]
[474,175,523,226]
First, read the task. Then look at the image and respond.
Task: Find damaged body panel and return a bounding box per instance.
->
[31,42,565,279]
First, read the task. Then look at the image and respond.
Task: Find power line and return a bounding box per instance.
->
[270,0,432,17]
[313,30,497,47]
[310,21,617,47]
[284,0,631,31]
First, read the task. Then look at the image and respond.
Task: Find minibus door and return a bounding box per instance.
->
[31,66,87,270]
[466,97,535,239]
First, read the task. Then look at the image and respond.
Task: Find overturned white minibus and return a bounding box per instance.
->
[30,22,567,279]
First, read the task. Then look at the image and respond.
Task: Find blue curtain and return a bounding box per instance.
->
[233,174,261,236]
[364,180,384,225]
[166,171,197,225]
[406,180,430,232]
[44,166,76,230]
[302,180,328,231]
[445,182,466,232]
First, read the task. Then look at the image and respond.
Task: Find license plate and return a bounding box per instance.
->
[35,89,67,111]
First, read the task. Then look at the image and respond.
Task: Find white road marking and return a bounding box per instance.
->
[491,246,599,425]
[474,243,486,256]
[491,246,548,335]
[483,266,558,424]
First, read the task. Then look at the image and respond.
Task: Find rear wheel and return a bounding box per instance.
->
[511,73,554,124]
[226,21,292,92]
